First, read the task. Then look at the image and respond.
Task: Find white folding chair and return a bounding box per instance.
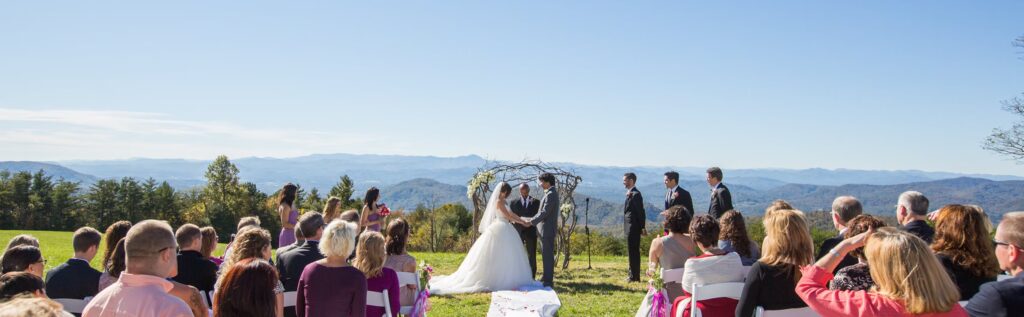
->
[662,268,686,285]
[396,271,420,316]
[54,298,90,314]
[203,290,214,308]
[754,306,820,317]
[367,289,392,317]
[959,301,969,307]
[674,282,744,317]
[739,266,752,279]
[282,291,298,308]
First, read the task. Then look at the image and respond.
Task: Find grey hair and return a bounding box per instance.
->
[898,191,930,216]
[831,196,863,223]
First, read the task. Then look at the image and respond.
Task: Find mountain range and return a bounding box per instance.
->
[3,153,1024,226]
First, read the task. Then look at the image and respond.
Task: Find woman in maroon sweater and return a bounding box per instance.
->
[354,231,400,317]
[296,220,367,317]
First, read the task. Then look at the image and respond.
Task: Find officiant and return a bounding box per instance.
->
[511,182,541,278]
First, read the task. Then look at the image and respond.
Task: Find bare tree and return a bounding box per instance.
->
[984,36,1024,160]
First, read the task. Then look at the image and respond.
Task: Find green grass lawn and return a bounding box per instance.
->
[3,230,647,316]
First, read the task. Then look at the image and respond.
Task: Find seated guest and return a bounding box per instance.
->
[1,246,45,277]
[672,215,744,317]
[214,258,278,317]
[83,220,192,317]
[216,227,283,317]
[172,224,218,292]
[797,227,966,316]
[99,221,132,289]
[817,196,862,274]
[276,226,305,256]
[896,191,935,243]
[383,218,418,307]
[98,239,127,292]
[0,296,68,317]
[277,212,325,292]
[340,210,359,222]
[354,231,400,317]
[0,271,46,300]
[829,215,886,291]
[765,200,794,216]
[717,210,760,266]
[199,227,222,266]
[737,209,812,317]
[932,204,1000,300]
[645,206,696,301]
[966,211,1024,316]
[46,227,103,300]
[297,220,367,317]
[4,234,39,251]
[224,216,261,257]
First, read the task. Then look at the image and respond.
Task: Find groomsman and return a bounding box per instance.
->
[663,171,694,217]
[623,172,646,282]
[706,167,734,219]
[510,183,541,278]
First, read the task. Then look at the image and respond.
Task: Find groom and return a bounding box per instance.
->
[523,172,559,288]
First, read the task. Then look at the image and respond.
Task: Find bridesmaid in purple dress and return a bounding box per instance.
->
[277,183,300,248]
[360,187,385,232]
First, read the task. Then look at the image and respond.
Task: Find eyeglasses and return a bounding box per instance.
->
[994,239,1020,250]
[36,258,47,265]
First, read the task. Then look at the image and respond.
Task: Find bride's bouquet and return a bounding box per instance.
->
[410,261,434,317]
[635,274,669,317]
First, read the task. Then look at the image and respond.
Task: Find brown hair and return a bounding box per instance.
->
[4,235,39,252]
[221,228,271,274]
[106,238,127,279]
[236,217,261,231]
[867,228,960,314]
[719,210,754,258]
[323,197,342,222]
[0,272,44,300]
[689,215,720,247]
[843,215,887,260]
[213,258,277,317]
[200,227,218,259]
[71,227,102,253]
[932,204,1000,278]
[385,218,410,256]
[175,224,202,248]
[279,183,298,206]
[663,206,692,233]
[0,295,65,317]
[340,210,360,222]
[354,231,386,278]
[102,221,132,268]
[1,246,42,274]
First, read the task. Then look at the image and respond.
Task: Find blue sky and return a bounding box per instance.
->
[1,1,1023,175]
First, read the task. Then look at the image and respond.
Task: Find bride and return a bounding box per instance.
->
[430,182,541,295]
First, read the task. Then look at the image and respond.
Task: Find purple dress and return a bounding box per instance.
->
[278,207,299,248]
[366,267,401,317]
[296,263,367,317]
[366,210,382,232]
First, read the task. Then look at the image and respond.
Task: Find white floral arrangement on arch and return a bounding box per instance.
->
[466,171,496,200]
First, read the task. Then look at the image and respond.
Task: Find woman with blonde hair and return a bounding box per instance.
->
[216,227,284,317]
[736,209,812,317]
[200,226,222,266]
[797,227,966,316]
[354,231,400,317]
[296,220,367,317]
[932,204,1000,300]
[322,197,343,223]
[765,200,794,215]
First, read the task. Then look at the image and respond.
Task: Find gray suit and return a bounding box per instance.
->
[527,186,559,287]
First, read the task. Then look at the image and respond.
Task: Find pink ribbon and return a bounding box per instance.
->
[410,289,431,317]
[648,286,668,317]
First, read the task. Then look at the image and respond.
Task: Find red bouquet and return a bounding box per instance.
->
[379,203,391,217]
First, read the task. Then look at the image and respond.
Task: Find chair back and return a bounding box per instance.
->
[396,271,420,315]
[283,291,298,308]
[367,289,392,317]
[687,282,744,317]
[662,267,686,284]
[754,306,820,317]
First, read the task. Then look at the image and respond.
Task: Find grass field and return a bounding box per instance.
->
[2,230,647,316]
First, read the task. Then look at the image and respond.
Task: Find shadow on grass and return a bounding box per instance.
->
[553,280,634,293]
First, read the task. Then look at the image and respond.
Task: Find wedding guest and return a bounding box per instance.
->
[296,220,367,317]
[225,216,261,258]
[646,205,696,300]
[4,234,39,251]
[829,215,886,291]
[354,231,400,317]
[277,226,305,256]
[172,224,217,292]
[216,227,284,317]
[932,204,999,300]
[45,227,102,300]
[706,167,733,220]
[816,196,862,274]
[165,261,210,317]
[1,246,45,277]
[200,227,222,266]
[0,271,45,300]
[765,199,794,215]
[278,183,300,248]
[101,238,207,317]
[797,227,966,316]
[322,197,343,224]
[663,171,694,217]
[101,221,132,271]
[361,187,385,232]
[624,172,646,282]
[83,220,192,317]
[896,191,934,243]
[737,209,811,317]
[718,210,761,266]
[966,211,1024,316]
[0,296,67,317]
[672,215,744,317]
[278,212,325,291]
[214,258,277,317]
[98,239,126,292]
[340,210,359,223]
[383,218,418,307]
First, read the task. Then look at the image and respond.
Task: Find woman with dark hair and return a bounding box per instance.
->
[645,205,696,300]
[361,187,385,232]
[932,204,1000,300]
[1,246,44,277]
[98,239,127,291]
[278,183,300,248]
[830,215,887,291]
[384,218,418,307]
[217,227,284,317]
[214,258,278,317]
[718,210,761,266]
[0,271,46,300]
[98,221,132,290]
[671,215,745,317]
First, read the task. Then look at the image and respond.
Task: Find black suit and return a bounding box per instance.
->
[172,250,218,291]
[708,183,734,219]
[45,258,101,299]
[510,195,541,278]
[276,240,324,317]
[816,232,858,274]
[665,186,694,216]
[966,273,1024,317]
[624,187,645,281]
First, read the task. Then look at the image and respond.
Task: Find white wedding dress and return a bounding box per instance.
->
[430,183,541,295]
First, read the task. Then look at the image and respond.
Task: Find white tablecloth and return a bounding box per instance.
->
[487,286,560,317]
